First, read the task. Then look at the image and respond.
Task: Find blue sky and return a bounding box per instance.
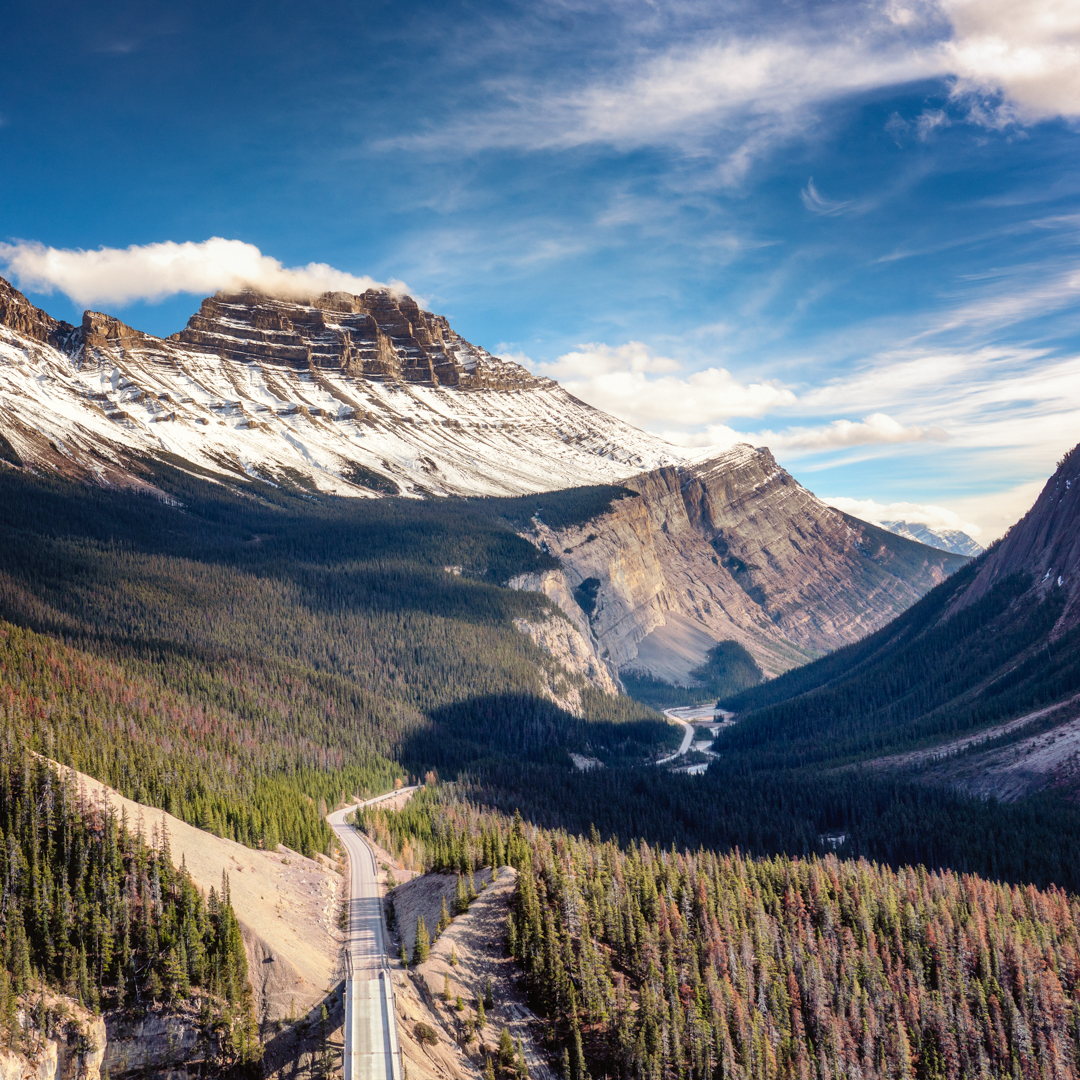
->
[2,0,1079,538]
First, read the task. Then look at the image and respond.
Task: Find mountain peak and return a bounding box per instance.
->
[951,441,1080,634]
[165,288,544,391]
[879,520,983,558]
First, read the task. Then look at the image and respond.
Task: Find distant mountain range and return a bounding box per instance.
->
[879,519,983,557]
[0,275,968,683]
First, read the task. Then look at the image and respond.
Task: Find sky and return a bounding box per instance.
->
[2,0,1079,540]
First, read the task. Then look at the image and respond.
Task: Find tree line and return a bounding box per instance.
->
[0,750,260,1069]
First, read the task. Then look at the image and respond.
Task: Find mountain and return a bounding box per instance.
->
[880,519,983,556]
[512,460,969,682]
[0,276,967,683]
[0,276,683,496]
[722,441,1080,802]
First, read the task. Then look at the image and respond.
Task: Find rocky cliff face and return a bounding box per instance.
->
[950,442,1080,637]
[0,997,104,1080]
[516,446,969,680]
[0,278,78,351]
[0,276,967,679]
[170,289,544,390]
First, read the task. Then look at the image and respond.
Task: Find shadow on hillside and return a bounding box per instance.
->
[401,692,676,774]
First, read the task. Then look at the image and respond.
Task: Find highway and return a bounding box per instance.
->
[656,710,694,764]
[328,789,416,1080]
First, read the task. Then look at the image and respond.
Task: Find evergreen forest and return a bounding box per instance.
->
[2,453,1080,1079]
[0,750,259,1067]
[363,789,1080,1080]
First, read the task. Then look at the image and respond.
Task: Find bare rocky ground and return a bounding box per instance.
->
[864,694,1080,801]
[385,866,554,1080]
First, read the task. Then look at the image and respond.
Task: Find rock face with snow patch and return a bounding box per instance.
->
[949,443,1080,636]
[0,276,685,496]
[880,520,983,557]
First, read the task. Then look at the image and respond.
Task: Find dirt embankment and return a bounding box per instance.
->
[55,761,344,1024]
[384,866,554,1080]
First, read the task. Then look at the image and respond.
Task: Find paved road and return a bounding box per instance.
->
[328,789,416,1080]
[657,706,733,770]
[656,711,695,764]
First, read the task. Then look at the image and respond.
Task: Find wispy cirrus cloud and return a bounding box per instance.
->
[0,238,407,308]
[800,178,855,216]
[383,0,1080,182]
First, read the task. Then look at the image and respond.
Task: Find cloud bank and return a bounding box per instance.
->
[0,238,406,309]
[532,341,796,427]
[943,0,1080,121]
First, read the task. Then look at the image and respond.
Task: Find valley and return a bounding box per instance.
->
[0,280,1078,1080]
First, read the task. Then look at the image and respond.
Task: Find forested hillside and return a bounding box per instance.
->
[0,465,672,856]
[363,788,1080,1080]
[0,752,260,1068]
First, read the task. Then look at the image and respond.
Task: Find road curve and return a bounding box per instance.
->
[656,711,694,764]
[328,789,417,1080]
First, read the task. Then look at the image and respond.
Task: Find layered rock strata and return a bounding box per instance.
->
[515,446,968,680]
[171,290,544,390]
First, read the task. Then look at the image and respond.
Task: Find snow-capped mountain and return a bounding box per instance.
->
[0,276,971,685]
[880,520,984,558]
[0,277,686,496]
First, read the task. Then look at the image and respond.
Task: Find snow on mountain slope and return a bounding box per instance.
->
[880,520,984,557]
[0,277,686,497]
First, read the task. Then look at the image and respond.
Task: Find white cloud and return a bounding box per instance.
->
[943,0,1080,121]
[532,341,796,427]
[825,478,1050,541]
[824,495,981,534]
[759,413,949,452]
[800,178,854,216]
[0,238,407,309]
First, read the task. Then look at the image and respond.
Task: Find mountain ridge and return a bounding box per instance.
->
[0,275,968,682]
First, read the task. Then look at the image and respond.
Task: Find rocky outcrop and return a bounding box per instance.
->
[513,611,619,714]
[169,289,544,390]
[0,1009,105,1080]
[0,279,78,351]
[519,446,969,680]
[103,1010,206,1079]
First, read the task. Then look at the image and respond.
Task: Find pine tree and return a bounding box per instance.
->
[499,1028,515,1067]
[412,916,430,965]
